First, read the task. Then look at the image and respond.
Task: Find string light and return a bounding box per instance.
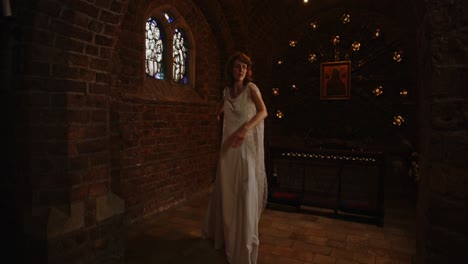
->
[271,11,408,124]
[393,115,405,126]
[332,35,340,45]
[372,85,383,96]
[308,53,317,62]
[351,41,361,51]
[393,50,403,62]
[374,28,381,39]
[272,88,280,96]
[276,110,284,119]
[310,21,318,31]
[341,14,351,24]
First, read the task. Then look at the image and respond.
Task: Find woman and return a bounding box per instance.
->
[203,52,268,264]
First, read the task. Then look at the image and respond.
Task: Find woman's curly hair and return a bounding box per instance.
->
[225,51,253,86]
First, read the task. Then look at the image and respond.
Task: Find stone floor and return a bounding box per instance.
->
[126,193,416,264]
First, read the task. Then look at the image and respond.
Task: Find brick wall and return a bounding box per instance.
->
[4,0,228,263]
[110,0,222,224]
[417,0,468,263]
[7,0,130,262]
[110,100,220,223]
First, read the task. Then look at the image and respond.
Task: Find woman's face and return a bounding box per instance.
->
[232,59,248,82]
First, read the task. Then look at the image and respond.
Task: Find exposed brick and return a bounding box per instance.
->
[95,0,111,9]
[69,0,99,18]
[95,34,113,46]
[90,58,110,71]
[35,0,62,17]
[51,64,80,79]
[85,44,99,56]
[109,1,124,13]
[47,79,87,93]
[51,19,93,43]
[78,68,96,81]
[61,8,89,28]
[68,53,90,68]
[99,9,121,25]
[76,138,108,154]
[66,93,87,108]
[55,35,85,52]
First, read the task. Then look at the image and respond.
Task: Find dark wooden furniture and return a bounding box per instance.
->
[267,145,385,225]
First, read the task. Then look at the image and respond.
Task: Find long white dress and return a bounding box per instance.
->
[203,82,267,264]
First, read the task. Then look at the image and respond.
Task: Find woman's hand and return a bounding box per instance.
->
[231,126,247,148]
[216,101,224,121]
[216,111,223,121]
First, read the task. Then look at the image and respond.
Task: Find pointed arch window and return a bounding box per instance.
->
[146,18,164,79]
[144,9,193,89]
[173,28,188,84]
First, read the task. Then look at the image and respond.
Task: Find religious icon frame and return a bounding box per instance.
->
[320,61,351,100]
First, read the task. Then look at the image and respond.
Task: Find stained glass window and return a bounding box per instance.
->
[145,18,164,79]
[172,28,188,84]
[163,12,174,23]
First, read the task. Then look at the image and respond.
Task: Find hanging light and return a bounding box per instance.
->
[276,110,284,119]
[310,21,318,31]
[400,89,408,97]
[332,35,340,45]
[351,41,361,51]
[374,28,381,39]
[393,115,405,126]
[372,85,383,96]
[341,14,351,24]
[277,60,284,65]
[308,53,317,62]
[289,40,298,47]
[272,88,280,96]
[393,50,403,62]
[291,84,298,91]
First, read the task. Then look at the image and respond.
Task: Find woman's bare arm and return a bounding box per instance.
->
[231,85,268,147]
[216,100,224,121]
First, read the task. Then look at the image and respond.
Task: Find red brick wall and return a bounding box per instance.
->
[6,0,130,262]
[110,101,220,222]
[4,0,229,262]
[110,0,223,224]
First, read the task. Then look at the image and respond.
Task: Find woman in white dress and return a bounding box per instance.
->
[203,52,268,264]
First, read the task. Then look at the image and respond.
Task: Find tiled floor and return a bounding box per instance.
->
[126,193,416,264]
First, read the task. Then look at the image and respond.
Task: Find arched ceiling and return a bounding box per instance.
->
[194,0,424,54]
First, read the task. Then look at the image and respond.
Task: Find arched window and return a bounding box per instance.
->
[172,28,188,84]
[145,17,164,79]
[144,10,192,88]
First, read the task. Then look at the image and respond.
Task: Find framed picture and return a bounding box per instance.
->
[320,61,351,100]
